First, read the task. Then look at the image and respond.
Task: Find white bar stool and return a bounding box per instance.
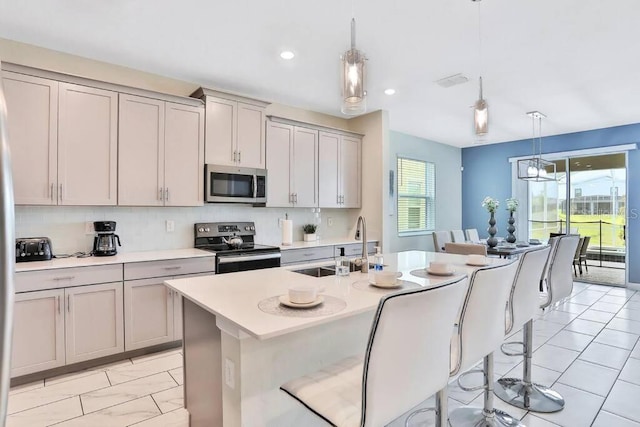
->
[494,235,580,412]
[448,260,521,427]
[281,277,468,427]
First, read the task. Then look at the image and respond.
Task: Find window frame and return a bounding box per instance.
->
[396,156,436,237]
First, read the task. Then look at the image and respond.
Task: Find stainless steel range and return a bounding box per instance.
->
[194,222,281,274]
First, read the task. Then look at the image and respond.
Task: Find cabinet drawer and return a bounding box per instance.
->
[281,246,335,265]
[15,264,123,293]
[334,242,378,258]
[124,257,215,280]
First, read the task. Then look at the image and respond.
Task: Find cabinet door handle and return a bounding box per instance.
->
[57,295,61,315]
[238,151,241,163]
[294,193,298,203]
[50,183,54,202]
[164,266,182,271]
[165,188,169,202]
[233,151,237,162]
[67,294,70,313]
[59,184,63,202]
[52,276,75,281]
[159,188,164,201]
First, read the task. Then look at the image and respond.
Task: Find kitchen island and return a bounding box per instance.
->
[165,251,507,427]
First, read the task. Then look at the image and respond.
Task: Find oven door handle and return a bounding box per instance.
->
[217,252,282,264]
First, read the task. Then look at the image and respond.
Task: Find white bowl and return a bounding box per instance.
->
[429,262,452,274]
[372,270,398,286]
[288,285,317,304]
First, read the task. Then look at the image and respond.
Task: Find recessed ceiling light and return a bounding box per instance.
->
[384,88,396,95]
[280,51,295,60]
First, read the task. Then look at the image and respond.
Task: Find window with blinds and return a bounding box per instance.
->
[397,157,435,234]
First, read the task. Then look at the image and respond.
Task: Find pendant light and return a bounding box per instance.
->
[341,18,367,115]
[472,0,488,135]
[517,111,556,181]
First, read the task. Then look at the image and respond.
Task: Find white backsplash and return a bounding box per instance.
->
[15,205,359,255]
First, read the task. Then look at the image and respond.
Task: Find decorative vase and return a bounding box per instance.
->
[304,233,316,242]
[506,211,517,243]
[487,212,498,248]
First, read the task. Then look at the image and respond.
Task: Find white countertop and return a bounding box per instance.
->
[15,248,215,272]
[277,237,378,250]
[165,251,509,340]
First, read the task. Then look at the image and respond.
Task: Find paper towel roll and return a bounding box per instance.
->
[282,219,293,246]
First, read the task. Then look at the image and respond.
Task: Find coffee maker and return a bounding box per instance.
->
[93,221,121,256]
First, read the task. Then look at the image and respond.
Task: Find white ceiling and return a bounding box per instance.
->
[1,0,639,148]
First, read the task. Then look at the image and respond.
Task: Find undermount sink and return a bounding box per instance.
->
[292,266,336,278]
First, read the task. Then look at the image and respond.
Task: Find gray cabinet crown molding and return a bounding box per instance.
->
[266,115,364,139]
[1,62,203,108]
[191,87,269,108]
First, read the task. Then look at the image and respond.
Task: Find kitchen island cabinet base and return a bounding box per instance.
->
[182,298,374,427]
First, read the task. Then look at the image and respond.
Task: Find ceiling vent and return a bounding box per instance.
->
[435,73,469,88]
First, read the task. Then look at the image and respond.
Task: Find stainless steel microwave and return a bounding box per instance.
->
[205,164,267,205]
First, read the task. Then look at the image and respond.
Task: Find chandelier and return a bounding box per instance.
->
[341,18,367,115]
[517,111,556,181]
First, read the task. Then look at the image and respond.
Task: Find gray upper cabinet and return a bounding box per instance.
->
[318,131,361,208]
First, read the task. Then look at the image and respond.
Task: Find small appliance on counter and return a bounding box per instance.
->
[15,237,53,262]
[93,221,121,256]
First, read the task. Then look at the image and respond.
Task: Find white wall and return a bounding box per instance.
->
[15,205,354,254]
[387,131,462,252]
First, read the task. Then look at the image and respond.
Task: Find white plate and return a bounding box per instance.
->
[279,295,324,308]
[466,261,490,267]
[426,268,455,276]
[369,280,401,289]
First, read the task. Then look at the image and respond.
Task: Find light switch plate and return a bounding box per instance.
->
[85,221,94,235]
[166,220,175,232]
[225,358,235,389]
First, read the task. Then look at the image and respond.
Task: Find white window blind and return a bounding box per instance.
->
[397,157,435,234]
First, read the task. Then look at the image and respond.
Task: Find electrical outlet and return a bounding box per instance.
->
[85,221,94,235]
[166,220,175,232]
[278,218,283,229]
[225,358,235,389]
[327,217,334,227]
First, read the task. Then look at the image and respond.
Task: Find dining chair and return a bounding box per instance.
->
[495,235,580,413]
[448,260,521,426]
[281,277,469,427]
[579,236,591,273]
[444,242,487,256]
[572,236,585,276]
[465,228,480,242]
[451,229,466,243]
[432,231,451,252]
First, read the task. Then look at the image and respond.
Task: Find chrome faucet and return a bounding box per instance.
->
[355,216,368,273]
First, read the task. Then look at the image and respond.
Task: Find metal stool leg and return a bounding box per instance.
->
[449,353,522,427]
[494,319,565,412]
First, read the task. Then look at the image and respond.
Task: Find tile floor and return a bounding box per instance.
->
[7,281,640,426]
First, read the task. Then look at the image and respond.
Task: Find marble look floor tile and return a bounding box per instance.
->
[42,360,134,388]
[8,372,110,415]
[533,319,565,337]
[624,301,640,311]
[579,342,631,369]
[600,294,632,304]
[617,309,640,322]
[569,292,606,305]
[55,395,160,427]
[532,344,580,373]
[592,411,640,427]
[632,341,640,360]
[106,353,183,385]
[538,310,579,325]
[607,288,636,298]
[131,348,182,364]
[388,397,465,427]
[603,380,640,423]
[547,330,593,352]
[151,385,183,413]
[9,380,44,396]
[535,383,604,426]
[564,318,606,336]
[591,301,624,313]
[521,414,562,426]
[578,309,616,323]
[588,284,615,293]
[81,372,177,414]
[130,408,189,427]
[502,362,563,387]
[557,359,619,396]
[6,396,82,427]
[608,318,640,335]
[594,328,639,350]
[168,368,183,386]
[553,301,589,315]
[619,357,640,386]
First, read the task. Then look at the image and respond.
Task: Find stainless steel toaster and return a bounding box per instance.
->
[16,237,53,262]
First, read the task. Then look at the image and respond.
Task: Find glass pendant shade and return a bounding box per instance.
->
[517,111,556,182]
[474,77,488,135]
[341,18,367,115]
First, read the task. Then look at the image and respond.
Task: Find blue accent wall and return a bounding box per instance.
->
[462,123,640,283]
